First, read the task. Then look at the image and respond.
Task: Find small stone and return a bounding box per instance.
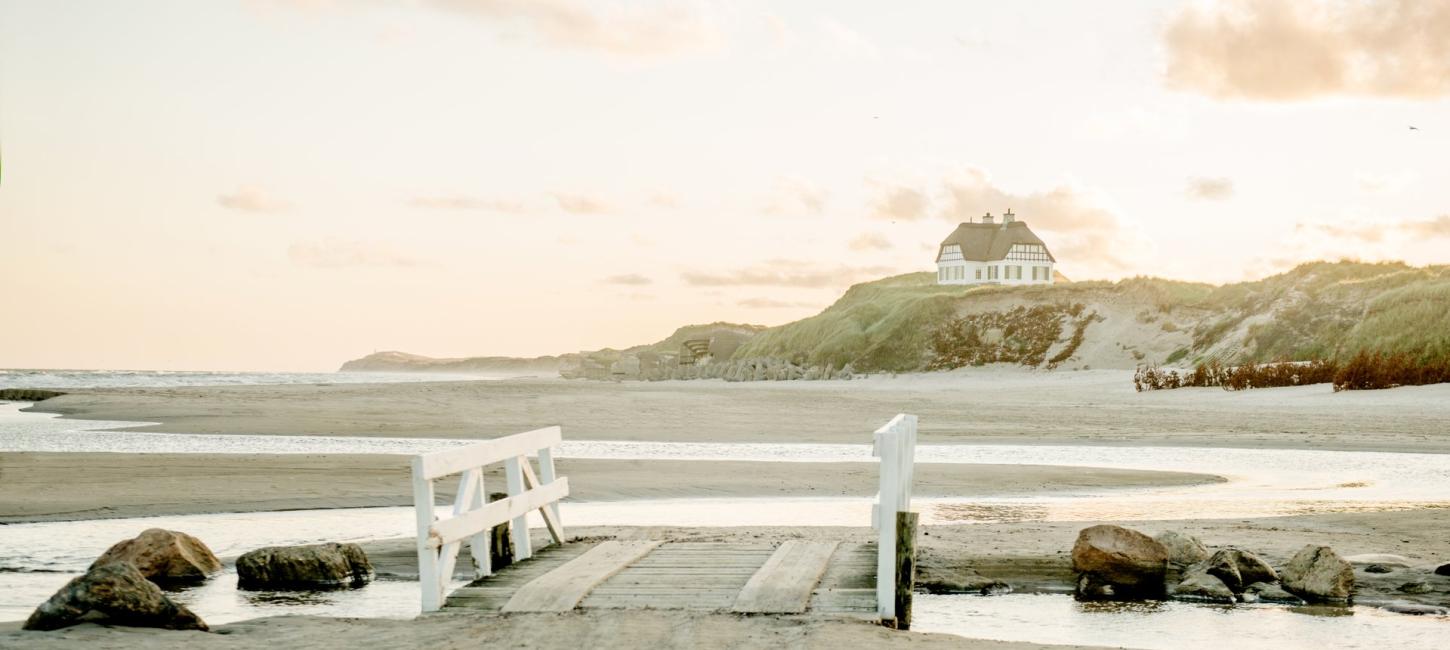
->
[1363,564,1394,574]
[1382,602,1449,616]
[1243,581,1305,605]
[1398,581,1433,595]
[1171,567,1236,604]
[979,581,1013,596]
[1435,563,1450,577]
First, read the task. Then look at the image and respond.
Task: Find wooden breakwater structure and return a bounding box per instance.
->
[411,415,920,628]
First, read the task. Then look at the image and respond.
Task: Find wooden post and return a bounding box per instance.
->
[487,491,515,571]
[410,457,442,612]
[893,511,919,630]
[504,456,533,560]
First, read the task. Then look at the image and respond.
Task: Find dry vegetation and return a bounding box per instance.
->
[927,303,1099,370]
[1135,352,1450,392]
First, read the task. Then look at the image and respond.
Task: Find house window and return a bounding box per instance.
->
[975,268,982,280]
[1006,244,1050,262]
[939,244,964,262]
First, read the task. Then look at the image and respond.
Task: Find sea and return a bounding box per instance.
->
[0,368,523,390]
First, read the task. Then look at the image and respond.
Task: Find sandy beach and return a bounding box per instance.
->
[3,370,1448,647]
[26,370,1450,453]
[0,452,1216,523]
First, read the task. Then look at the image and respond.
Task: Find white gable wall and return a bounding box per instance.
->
[936,260,1054,286]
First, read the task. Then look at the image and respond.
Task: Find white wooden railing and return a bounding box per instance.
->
[411,426,569,612]
[872,413,917,623]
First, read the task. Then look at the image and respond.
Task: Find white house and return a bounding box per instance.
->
[936,210,1056,285]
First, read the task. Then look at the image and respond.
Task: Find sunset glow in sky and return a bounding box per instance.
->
[2,0,1448,370]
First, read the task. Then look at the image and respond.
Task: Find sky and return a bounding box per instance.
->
[1,0,1448,371]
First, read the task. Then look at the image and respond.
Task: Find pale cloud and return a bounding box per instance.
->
[1355,170,1419,195]
[551,192,611,214]
[1077,107,1190,143]
[602,273,652,286]
[683,259,897,289]
[407,195,531,213]
[1163,0,1450,100]
[427,0,723,58]
[763,177,827,216]
[847,232,892,251]
[818,18,880,60]
[288,240,422,269]
[648,191,681,209]
[1186,177,1234,201]
[1295,215,1450,242]
[217,186,290,213]
[869,184,928,222]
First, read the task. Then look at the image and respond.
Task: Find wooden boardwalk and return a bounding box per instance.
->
[441,539,879,619]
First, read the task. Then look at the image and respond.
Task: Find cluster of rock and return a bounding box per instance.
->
[23,528,374,633]
[718,358,857,382]
[1071,525,1355,606]
[566,351,860,382]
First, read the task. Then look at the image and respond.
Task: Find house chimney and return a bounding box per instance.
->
[1003,209,1016,224]
[982,212,994,225]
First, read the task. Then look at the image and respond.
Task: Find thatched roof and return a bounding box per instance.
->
[936,220,1055,263]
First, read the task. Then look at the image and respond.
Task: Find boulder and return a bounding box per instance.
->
[1201,548,1277,593]
[1243,581,1305,605]
[1281,545,1354,603]
[1071,525,1168,598]
[1154,531,1209,568]
[1398,581,1433,595]
[89,528,221,585]
[24,563,208,632]
[236,543,373,590]
[1435,563,1450,577]
[1170,567,1235,604]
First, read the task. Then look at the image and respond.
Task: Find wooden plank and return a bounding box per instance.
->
[502,541,662,612]
[429,477,569,548]
[414,426,561,480]
[731,541,839,614]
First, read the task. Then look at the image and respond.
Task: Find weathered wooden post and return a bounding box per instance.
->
[874,413,918,628]
[894,511,919,630]
[487,492,515,571]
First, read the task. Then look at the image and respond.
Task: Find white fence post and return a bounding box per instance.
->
[873,413,917,624]
[411,426,570,613]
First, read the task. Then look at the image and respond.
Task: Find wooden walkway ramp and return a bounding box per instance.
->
[441,539,878,618]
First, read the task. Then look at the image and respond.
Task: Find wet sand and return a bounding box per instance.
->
[24,369,1450,453]
[0,610,1107,650]
[0,452,1217,523]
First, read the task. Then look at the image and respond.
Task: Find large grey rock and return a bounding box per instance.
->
[1281,545,1354,603]
[236,542,373,590]
[1434,563,1450,577]
[89,528,221,585]
[24,563,208,632]
[1071,525,1168,598]
[1201,548,1278,593]
[1154,531,1209,568]
[1170,566,1235,604]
